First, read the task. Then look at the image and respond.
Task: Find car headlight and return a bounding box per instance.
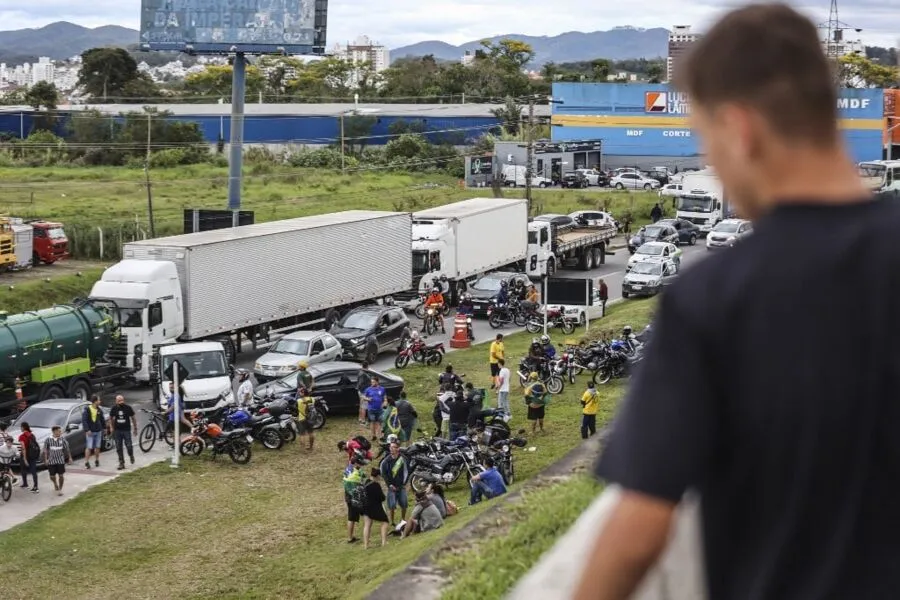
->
[350,337,363,346]
[280,364,295,372]
[254,362,261,371]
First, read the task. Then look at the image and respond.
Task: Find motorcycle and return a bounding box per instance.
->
[487,298,523,329]
[179,417,253,464]
[408,434,484,493]
[422,307,446,336]
[591,339,640,385]
[517,359,565,394]
[525,306,576,335]
[488,429,527,485]
[224,404,285,450]
[395,338,445,368]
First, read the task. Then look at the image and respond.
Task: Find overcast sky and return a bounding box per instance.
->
[0,0,896,49]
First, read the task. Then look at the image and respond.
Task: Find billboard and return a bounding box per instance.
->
[139,0,327,55]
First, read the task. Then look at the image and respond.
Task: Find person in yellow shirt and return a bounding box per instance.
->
[580,381,600,439]
[295,385,315,451]
[489,334,505,388]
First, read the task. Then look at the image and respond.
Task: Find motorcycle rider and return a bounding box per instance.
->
[456,293,475,340]
[521,284,540,315]
[526,338,546,377]
[438,364,462,391]
[514,278,527,301]
[438,274,451,297]
[540,334,557,360]
[424,285,446,334]
[236,369,253,409]
[495,280,510,307]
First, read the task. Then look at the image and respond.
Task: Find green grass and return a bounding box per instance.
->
[0,299,654,600]
[439,476,603,600]
[0,267,106,313]
[0,164,662,260]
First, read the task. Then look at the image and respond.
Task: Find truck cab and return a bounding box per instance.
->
[89,260,184,381]
[30,221,70,264]
[526,220,553,276]
[675,194,723,233]
[412,220,456,295]
[152,342,235,414]
[0,217,17,271]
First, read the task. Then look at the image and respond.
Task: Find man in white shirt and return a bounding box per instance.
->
[496,359,511,415]
[237,370,254,408]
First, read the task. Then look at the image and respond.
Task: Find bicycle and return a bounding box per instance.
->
[138,409,175,453]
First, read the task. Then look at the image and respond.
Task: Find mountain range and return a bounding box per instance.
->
[0,22,137,65]
[390,27,670,65]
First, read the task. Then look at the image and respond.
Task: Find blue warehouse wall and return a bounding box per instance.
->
[551,83,886,163]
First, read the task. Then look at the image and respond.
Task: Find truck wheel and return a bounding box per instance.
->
[213,337,236,366]
[592,247,604,266]
[547,259,556,276]
[68,379,92,404]
[39,383,66,401]
[579,252,591,271]
[32,252,41,266]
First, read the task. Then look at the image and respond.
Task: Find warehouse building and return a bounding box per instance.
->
[0,103,551,151]
[550,83,886,170]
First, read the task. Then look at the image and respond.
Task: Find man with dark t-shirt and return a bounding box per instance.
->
[575,4,900,600]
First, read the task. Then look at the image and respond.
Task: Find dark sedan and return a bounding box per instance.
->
[467,271,532,317]
[5,399,113,467]
[252,362,404,414]
[657,218,701,246]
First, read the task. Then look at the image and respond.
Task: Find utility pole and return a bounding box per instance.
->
[525,96,535,214]
[340,111,346,173]
[144,113,155,238]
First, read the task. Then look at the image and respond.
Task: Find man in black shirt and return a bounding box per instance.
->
[107,394,138,470]
[447,389,472,441]
[575,4,898,600]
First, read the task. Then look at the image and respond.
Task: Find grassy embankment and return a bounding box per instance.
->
[0,299,654,600]
[0,267,106,313]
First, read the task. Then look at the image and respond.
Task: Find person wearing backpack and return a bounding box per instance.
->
[342,455,369,543]
[17,422,40,493]
[524,372,549,435]
[580,381,601,439]
[81,395,106,469]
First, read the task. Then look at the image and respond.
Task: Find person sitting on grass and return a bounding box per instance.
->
[469,457,508,505]
[401,490,444,538]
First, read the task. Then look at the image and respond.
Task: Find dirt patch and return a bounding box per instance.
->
[2,259,107,283]
[365,429,608,600]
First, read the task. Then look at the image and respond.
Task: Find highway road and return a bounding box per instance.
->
[119,243,709,415]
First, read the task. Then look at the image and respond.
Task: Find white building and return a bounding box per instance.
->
[31,57,54,86]
[461,51,475,67]
[666,25,701,82]
[332,35,390,88]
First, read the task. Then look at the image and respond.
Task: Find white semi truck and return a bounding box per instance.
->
[88,210,412,412]
[675,168,730,233]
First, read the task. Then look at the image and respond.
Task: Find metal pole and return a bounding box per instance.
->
[542,274,549,336]
[585,278,591,332]
[145,114,155,238]
[227,53,246,210]
[525,98,535,213]
[170,361,181,468]
[340,112,345,173]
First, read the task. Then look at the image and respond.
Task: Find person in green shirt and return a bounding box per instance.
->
[342,456,368,543]
[524,372,549,434]
[296,361,313,392]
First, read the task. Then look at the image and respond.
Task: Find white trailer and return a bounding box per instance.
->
[90,210,412,381]
[412,198,528,295]
[675,169,729,233]
[10,222,33,270]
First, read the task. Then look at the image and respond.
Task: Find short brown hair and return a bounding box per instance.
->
[675,3,838,145]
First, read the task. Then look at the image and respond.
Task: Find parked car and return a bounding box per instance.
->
[468,271,532,317]
[622,258,679,298]
[253,362,404,413]
[575,168,608,186]
[639,224,679,245]
[657,218,700,246]
[706,219,753,249]
[5,399,112,467]
[329,305,410,364]
[253,330,343,382]
[658,183,683,199]
[569,210,619,230]
[561,172,588,189]
[610,173,661,191]
[532,214,577,230]
[627,242,682,271]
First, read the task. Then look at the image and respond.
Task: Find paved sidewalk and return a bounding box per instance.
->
[0,446,170,533]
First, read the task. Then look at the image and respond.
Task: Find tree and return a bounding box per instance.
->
[78,48,141,101]
[591,59,611,82]
[183,64,266,101]
[25,81,59,110]
[646,63,664,84]
[490,96,523,136]
[342,113,378,154]
[838,54,898,88]
[479,39,535,69]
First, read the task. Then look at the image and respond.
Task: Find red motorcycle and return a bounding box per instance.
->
[395,338,445,368]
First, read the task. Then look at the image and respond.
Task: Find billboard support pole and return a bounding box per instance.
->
[227,53,247,212]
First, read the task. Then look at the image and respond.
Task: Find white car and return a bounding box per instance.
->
[568,210,619,229]
[254,330,342,382]
[610,173,661,191]
[627,241,681,271]
[574,168,605,186]
[706,219,753,249]
[658,183,683,198]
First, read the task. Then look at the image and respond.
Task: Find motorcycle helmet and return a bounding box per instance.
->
[237,368,250,381]
[386,434,399,445]
[410,329,419,339]
[433,285,442,293]
[531,337,539,345]
[528,371,539,381]
[500,280,508,287]
[464,292,472,301]
[205,422,223,437]
[623,325,633,337]
[540,334,550,345]
[298,360,309,369]
[440,274,448,281]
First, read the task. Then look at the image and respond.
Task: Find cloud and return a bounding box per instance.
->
[0,0,895,49]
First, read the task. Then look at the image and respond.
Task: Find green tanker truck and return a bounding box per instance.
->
[0,302,135,414]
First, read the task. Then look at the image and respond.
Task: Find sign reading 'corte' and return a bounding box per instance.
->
[645,91,691,114]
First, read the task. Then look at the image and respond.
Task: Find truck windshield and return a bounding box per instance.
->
[120,308,143,328]
[677,196,715,212]
[272,339,309,355]
[412,250,430,276]
[164,352,228,379]
[46,227,66,239]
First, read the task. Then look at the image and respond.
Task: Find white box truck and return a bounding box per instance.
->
[412,198,528,296]
[675,169,730,233]
[89,211,412,410]
[501,165,552,188]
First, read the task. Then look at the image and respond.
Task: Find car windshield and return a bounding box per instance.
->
[340,312,377,330]
[636,245,664,256]
[644,226,663,237]
[472,277,502,292]
[16,407,68,429]
[630,262,663,275]
[163,352,228,379]
[271,339,310,355]
[677,196,715,212]
[713,222,741,233]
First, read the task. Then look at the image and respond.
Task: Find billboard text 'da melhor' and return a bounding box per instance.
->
[139,0,327,54]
